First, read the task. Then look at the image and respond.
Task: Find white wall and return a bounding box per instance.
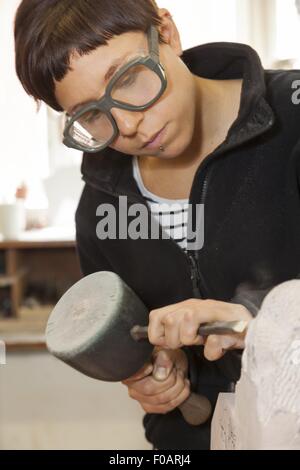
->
[157,0,279,68]
[0,0,278,210]
[274,0,300,62]
[0,0,49,202]
[0,0,84,225]
[157,0,240,49]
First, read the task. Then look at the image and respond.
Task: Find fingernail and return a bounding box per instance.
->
[153,366,167,381]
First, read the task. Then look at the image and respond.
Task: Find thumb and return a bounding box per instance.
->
[153,349,174,381]
[204,334,239,361]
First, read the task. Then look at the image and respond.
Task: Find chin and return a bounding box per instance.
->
[164,134,191,159]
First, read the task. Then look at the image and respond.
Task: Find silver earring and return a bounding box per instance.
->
[159,145,165,152]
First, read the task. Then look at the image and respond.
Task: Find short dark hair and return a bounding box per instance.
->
[14,0,163,111]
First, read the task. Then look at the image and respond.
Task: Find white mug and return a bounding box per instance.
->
[0,202,26,240]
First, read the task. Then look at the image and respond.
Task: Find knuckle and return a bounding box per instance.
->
[147,330,155,344]
[142,382,153,395]
[181,323,195,336]
[149,309,157,320]
[168,398,178,410]
[183,385,190,400]
[155,392,168,405]
[159,385,176,404]
[202,298,212,308]
[183,309,195,322]
[165,314,175,327]
[181,335,195,346]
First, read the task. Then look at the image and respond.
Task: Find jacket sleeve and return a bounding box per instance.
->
[75,186,112,277]
[76,231,112,276]
[297,148,300,195]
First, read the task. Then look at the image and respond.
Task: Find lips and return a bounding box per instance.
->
[142,126,165,149]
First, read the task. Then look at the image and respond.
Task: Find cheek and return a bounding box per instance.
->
[109,138,128,153]
[109,133,140,154]
[159,72,193,121]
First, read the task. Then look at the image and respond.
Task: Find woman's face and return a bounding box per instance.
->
[55,13,198,159]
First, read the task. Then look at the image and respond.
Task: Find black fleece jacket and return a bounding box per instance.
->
[75,42,300,450]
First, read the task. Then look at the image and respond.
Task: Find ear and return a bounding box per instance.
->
[157,8,183,56]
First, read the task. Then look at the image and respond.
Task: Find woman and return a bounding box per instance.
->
[14,0,300,449]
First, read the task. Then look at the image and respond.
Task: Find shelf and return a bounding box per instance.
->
[0,304,52,351]
[0,226,76,249]
[0,268,27,288]
[0,275,15,288]
[0,228,81,318]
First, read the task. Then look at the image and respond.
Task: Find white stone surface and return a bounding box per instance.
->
[212,280,300,450]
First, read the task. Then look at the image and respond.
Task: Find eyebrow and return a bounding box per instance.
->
[68,53,133,115]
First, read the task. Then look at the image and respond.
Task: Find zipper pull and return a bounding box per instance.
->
[187,252,202,298]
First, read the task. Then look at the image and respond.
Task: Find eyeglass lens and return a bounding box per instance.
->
[68,64,162,149]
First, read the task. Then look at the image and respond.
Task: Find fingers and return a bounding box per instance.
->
[139,373,191,415]
[148,304,183,348]
[162,309,204,349]
[129,369,185,405]
[122,362,153,385]
[179,310,204,346]
[149,304,205,349]
[148,298,252,350]
[127,368,177,397]
[152,349,174,381]
[123,349,190,415]
[203,334,245,361]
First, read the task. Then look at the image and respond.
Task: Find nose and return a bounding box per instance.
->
[111,107,144,138]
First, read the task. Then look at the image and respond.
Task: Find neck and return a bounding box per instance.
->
[153,75,242,172]
[176,75,242,168]
[136,75,243,199]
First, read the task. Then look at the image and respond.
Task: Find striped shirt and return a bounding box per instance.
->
[133,156,189,251]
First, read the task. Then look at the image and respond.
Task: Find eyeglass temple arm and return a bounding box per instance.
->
[148,25,160,63]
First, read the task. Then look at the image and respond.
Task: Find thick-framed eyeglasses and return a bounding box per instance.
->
[63,25,167,153]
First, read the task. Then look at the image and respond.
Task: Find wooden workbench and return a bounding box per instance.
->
[0,227,81,350]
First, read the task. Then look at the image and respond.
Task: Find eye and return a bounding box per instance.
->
[80,109,102,125]
[116,71,138,89]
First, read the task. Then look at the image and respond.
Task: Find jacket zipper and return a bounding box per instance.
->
[187,251,202,298]
[185,164,212,299]
[83,96,275,301]
[84,158,213,299]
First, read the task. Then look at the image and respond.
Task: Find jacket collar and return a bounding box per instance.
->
[81,41,275,195]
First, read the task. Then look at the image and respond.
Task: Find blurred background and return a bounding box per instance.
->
[0,0,299,450]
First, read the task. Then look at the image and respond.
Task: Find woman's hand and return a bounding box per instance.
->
[122,348,190,415]
[148,298,252,361]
